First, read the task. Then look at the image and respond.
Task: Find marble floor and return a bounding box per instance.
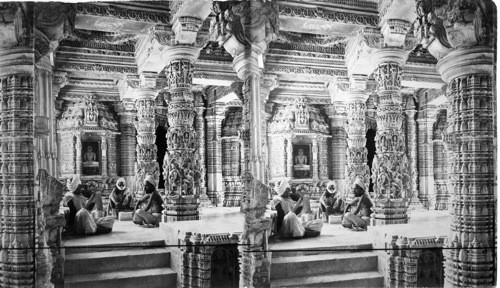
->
[62,207,451,253]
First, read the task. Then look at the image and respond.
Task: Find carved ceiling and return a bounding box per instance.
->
[53,0,444,108]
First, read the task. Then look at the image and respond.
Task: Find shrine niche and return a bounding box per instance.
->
[57,94,120,195]
[268,97,330,199]
[221,107,244,207]
[293,144,311,179]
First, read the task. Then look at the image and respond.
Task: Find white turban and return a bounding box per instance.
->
[354,177,366,192]
[67,174,82,193]
[326,181,337,192]
[116,178,126,190]
[275,178,290,196]
[144,175,156,187]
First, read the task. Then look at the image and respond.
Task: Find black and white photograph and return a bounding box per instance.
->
[0,0,497,287]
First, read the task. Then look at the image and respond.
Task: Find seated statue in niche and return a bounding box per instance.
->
[294,149,308,165]
[84,146,97,165]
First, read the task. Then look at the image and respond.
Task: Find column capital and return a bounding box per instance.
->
[35,3,75,59]
[415,0,495,61]
[214,0,278,57]
[117,74,159,101]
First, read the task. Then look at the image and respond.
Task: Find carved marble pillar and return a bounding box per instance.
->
[327,104,347,195]
[161,45,203,221]
[417,106,436,209]
[0,15,36,285]
[195,102,211,207]
[260,75,278,184]
[117,107,137,191]
[370,49,410,225]
[414,1,496,282]
[214,1,278,285]
[100,134,108,178]
[438,50,495,287]
[404,100,421,210]
[233,52,265,182]
[318,136,329,180]
[206,106,225,205]
[433,139,448,210]
[134,93,160,198]
[345,76,370,197]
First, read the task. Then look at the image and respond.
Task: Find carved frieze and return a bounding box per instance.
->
[278,5,378,27]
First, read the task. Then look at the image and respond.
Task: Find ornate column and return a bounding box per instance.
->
[370,49,412,225]
[118,75,160,198]
[116,103,137,192]
[415,0,496,285]
[0,3,36,286]
[214,1,278,286]
[326,102,347,195]
[260,75,278,184]
[344,76,370,197]
[433,111,449,210]
[318,136,329,180]
[100,134,108,178]
[404,97,421,210]
[195,96,211,207]
[206,105,225,205]
[416,105,437,209]
[134,92,159,197]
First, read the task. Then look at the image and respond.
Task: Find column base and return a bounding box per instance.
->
[371,198,409,226]
[162,195,200,222]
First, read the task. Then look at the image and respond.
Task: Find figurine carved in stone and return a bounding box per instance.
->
[295,149,308,165]
[84,146,97,163]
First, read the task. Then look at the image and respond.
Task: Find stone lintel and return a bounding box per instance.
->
[75,3,169,34]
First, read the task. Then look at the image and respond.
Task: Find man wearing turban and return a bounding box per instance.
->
[341,177,374,230]
[132,175,164,227]
[63,175,115,235]
[108,178,133,216]
[271,179,323,239]
[319,181,343,219]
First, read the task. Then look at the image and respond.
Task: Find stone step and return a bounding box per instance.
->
[65,248,170,276]
[270,271,384,288]
[271,251,378,280]
[270,243,373,258]
[64,239,165,254]
[64,267,176,288]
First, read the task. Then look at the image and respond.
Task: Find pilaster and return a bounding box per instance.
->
[118,75,160,198]
[115,103,137,192]
[206,105,226,205]
[416,105,437,209]
[404,98,421,210]
[326,102,347,195]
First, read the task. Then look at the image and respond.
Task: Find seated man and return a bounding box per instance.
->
[342,178,374,230]
[319,180,343,219]
[272,179,323,239]
[132,176,163,227]
[108,178,133,216]
[63,175,115,235]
